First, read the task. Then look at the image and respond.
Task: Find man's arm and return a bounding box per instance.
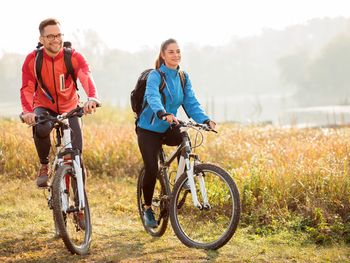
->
[20,53,36,124]
[73,51,101,113]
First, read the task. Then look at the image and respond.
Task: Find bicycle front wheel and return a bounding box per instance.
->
[52,165,92,255]
[169,163,240,250]
[137,168,169,237]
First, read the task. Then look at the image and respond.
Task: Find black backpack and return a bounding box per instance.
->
[35,41,77,103]
[130,69,186,118]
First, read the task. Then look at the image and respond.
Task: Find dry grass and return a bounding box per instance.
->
[1,106,350,249]
[1,175,349,262]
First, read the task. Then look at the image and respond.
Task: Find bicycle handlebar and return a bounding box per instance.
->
[175,120,218,133]
[19,106,86,126]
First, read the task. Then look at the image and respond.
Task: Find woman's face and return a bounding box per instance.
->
[162,42,181,69]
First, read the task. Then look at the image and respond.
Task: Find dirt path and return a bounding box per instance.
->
[0,175,349,262]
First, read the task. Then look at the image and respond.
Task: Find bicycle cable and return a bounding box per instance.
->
[190,126,204,151]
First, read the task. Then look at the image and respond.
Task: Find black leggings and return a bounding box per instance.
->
[33,107,82,164]
[137,126,182,206]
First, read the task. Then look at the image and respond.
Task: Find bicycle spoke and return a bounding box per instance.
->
[52,165,91,255]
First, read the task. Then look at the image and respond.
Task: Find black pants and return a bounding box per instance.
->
[137,126,183,206]
[33,107,82,164]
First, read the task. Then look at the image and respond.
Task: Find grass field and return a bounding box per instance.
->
[1,175,349,263]
[1,107,350,262]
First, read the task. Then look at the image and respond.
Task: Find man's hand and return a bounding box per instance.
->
[22,112,36,125]
[83,100,97,114]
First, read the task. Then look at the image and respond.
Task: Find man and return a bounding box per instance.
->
[20,18,101,187]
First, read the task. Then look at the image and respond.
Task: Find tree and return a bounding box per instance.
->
[0,53,24,103]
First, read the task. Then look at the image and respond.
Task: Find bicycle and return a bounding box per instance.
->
[137,120,241,250]
[21,106,92,255]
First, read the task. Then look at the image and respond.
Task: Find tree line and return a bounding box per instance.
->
[1,17,350,108]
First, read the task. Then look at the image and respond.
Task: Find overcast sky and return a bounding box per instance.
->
[1,0,350,55]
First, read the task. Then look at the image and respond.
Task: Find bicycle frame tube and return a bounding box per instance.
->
[176,155,185,182]
[162,144,182,167]
[179,127,203,209]
[162,125,210,209]
[61,119,85,210]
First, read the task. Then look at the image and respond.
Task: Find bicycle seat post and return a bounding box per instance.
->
[55,126,61,148]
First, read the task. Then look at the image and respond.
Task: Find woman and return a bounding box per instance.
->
[136,38,216,228]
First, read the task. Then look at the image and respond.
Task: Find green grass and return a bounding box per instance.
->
[0,175,349,262]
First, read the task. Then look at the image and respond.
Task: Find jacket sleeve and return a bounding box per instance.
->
[20,53,36,113]
[73,51,100,102]
[144,70,166,116]
[182,72,210,123]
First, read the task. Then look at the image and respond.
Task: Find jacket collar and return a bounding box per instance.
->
[160,63,180,77]
[42,47,64,60]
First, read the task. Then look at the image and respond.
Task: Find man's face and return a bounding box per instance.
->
[39,24,63,56]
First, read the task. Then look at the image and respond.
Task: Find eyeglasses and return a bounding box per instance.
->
[43,33,64,41]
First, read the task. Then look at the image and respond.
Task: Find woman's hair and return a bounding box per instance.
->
[155,38,178,69]
[39,18,60,36]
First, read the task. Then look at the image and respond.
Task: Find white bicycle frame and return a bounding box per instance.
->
[55,117,85,210]
[167,125,210,210]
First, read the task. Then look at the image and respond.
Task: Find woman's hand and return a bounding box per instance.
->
[162,113,179,125]
[208,120,216,130]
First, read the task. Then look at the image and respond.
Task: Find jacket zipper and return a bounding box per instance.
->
[51,57,59,113]
[165,81,173,102]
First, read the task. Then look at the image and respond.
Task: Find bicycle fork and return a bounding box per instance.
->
[62,121,85,211]
[73,156,85,210]
[180,139,210,210]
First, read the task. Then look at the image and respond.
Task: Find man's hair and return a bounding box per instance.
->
[39,18,60,35]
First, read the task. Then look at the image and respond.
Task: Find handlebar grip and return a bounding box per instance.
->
[19,113,24,123]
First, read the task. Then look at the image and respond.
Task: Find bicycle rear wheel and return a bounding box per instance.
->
[52,165,92,255]
[137,168,169,237]
[169,163,240,250]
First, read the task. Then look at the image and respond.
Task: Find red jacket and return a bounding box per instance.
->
[20,48,99,114]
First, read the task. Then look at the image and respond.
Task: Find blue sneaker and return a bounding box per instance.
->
[143,207,158,228]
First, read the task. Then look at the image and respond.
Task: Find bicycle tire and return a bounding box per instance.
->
[52,164,92,255]
[137,168,169,237]
[52,210,61,238]
[169,163,240,250]
[48,188,61,238]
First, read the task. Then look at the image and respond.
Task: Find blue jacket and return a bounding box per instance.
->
[137,64,210,133]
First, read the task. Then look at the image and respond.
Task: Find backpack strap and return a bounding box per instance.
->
[35,46,55,103]
[156,69,166,106]
[179,70,190,118]
[179,70,186,91]
[63,42,78,90]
